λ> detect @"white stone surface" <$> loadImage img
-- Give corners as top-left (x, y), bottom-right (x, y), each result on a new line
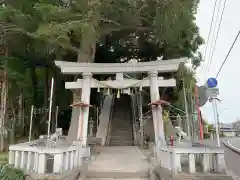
top-left (157, 145), bottom-right (226, 174)
top-left (96, 95), bottom-right (114, 146)
top-left (55, 58), bottom-right (186, 74)
top-left (65, 78), bottom-right (176, 89)
top-left (87, 146), bottom-right (150, 172)
top-left (78, 72), bottom-right (92, 146)
top-left (148, 70), bottom-right (165, 147)
top-left (8, 139), bottom-right (89, 174)
top-left (87, 178), bottom-right (149, 180)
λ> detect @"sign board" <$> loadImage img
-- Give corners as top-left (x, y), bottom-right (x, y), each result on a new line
top-left (207, 87), bottom-right (219, 97)
top-left (198, 86), bottom-right (208, 107)
top-left (207, 78), bottom-right (218, 88)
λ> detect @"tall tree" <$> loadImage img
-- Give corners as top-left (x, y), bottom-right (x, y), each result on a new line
top-left (0, 0), bottom-right (203, 140)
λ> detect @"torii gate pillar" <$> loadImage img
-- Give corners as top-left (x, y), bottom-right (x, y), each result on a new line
top-left (148, 70), bottom-right (166, 147)
top-left (79, 72), bottom-right (92, 146)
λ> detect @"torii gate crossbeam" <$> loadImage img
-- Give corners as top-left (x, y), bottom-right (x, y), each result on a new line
top-left (55, 58), bottom-right (186, 74)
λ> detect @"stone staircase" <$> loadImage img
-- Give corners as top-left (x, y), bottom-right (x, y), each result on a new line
top-left (108, 95), bottom-right (134, 146)
top-left (82, 146), bottom-right (150, 180)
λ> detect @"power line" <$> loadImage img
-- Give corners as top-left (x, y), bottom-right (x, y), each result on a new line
top-left (215, 30), bottom-right (240, 78)
top-left (200, 0), bottom-right (219, 74)
top-left (207, 0), bottom-right (227, 74)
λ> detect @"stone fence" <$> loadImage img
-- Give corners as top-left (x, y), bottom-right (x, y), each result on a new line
top-left (8, 137), bottom-right (90, 175)
top-left (157, 145), bottom-right (225, 174)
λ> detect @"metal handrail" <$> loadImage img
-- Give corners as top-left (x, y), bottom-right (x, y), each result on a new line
top-left (105, 95), bottom-right (115, 146)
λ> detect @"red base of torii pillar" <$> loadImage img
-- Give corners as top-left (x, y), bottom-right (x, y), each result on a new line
top-left (148, 99), bottom-right (169, 147)
top-left (70, 101), bottom-right (92, 146)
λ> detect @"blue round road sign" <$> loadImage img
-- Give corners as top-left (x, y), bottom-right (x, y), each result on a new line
top-left (207, 78), bottom-right (218, 88)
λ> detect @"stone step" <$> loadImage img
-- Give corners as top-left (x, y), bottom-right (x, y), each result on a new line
top-left (109, 138), bottom-right (133, 141)
top-left (109, 141), bottom-right (133, 144)
top-left (111, 125), bottom-right (132, 128)
top-left (87, 178), bottom-right (149, 180)
top-left (111, 126), bottom-right (132, 129)
top-left (109, 143), bottom-right (133, 146)
top-left (110, 133), bottom-right (133, 136)
top-left (111, 129), bottom-right (133, 131)
top-left (110, 136), bottom-right (133, 139)
top-left (84, 170), bottom-right (149, 178)
top-left (109, 139), bottom-right (133, 141)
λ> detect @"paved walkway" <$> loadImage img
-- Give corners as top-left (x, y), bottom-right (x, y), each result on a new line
top-left (88, 146), bottom-right (150, 173)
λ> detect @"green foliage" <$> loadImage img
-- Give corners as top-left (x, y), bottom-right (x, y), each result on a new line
top-left (171, 65), bottom-right (197, 113)
top-left (0, 0), bottom-right (204, 139)
top-left (0, 0), bottom-right (203, 58)
top-left (0, 166), bottom-right (25, 180)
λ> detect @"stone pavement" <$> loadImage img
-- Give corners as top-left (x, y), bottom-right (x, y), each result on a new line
top-left (84, 146), bottom-right (150, 179)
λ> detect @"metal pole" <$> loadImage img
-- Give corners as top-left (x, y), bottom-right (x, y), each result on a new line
top-left (139, 88), bottom-right (144, 148)
top-left (55, 106), bottom-right (59, 132)
top-left (96, 107), bottom-right (99, 126)
top-left (190, 90), bottom-right (196, 140)
top-left (212, 99), bottom-right (220, 147)
top-left (183, 79), bottom-right (191, 137)
top-left (89, 117), bottom-right (94, 137)
top-left (47, 78), bottom-right (54, 139)
top-left (29, 105), bottom-right (34, 142)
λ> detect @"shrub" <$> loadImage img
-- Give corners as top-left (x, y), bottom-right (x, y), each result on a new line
top-left (0, 166), bottom-right (25, 180)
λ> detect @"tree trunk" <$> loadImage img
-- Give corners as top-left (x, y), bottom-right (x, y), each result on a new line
top-left (9, 100), bottom-right (16, 144)
top-left (40, 67), bottom-right (49, 134)
top-left (18, 90), bottom-right (23, 136)
top-left (68, 26), bottom-right (97, 141)
top-left (30, 68), bottom-right (38, 137)
top-left (0, 70), bottom-right (8, 152)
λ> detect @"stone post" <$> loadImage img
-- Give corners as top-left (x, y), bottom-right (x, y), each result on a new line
top-left (148, 70), bottom-right (165, 147)
top-left (64, 151), bottom-right (69, 171)
top-left (14, 151), bottom-right (20, 168)
top-left (37, 153), bottom-right (46, 174)
top-left (188, 153), bottom-right (196, 173)
top-left (202, 154), bottom-right (210, 172)
top-left (20, 151), bottom-right (27, 169)
top-left (27, 152), bottom-right (33, 171)
top-left (79, 72), bottom-right (92, 146)
top-left (54, 153), bottom-right (63, 173)
top-left (89, 118), bottom-right (94, 137)
top-left (8, 150), bottom-right (14, 165)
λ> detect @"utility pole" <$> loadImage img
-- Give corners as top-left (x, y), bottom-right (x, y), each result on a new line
top-left (139, 86), bottom-right (144, 148)
top-left (183, 79), bottom-right (191, 138)
top-left (212, 98), bottom-right (220, 147)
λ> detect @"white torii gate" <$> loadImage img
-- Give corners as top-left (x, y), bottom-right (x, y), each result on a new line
top-left (55, 58), bottom-right (186, 146)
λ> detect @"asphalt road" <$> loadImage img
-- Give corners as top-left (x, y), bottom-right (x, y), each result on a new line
top-left (224, 144), bottom-right (240, 178)
top-left (223, 138), bottom-right (240, 178)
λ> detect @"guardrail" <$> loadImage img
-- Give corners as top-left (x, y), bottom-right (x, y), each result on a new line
top-left (96, 95), bottom-right (115, 146)
top-left (223, 139), bottom-right (240, 154)
top-left (8, 138), bottom-right (90, 174)
top-left (105, 95), bottom-right (115, 146)
top-left (157, 145), bottom-right (225, 174)
top-left (130, 94), bottom-right (139, 146)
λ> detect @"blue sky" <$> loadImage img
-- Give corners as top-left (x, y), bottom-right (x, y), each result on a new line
top-left (196, 0), bottom-right (240, 124)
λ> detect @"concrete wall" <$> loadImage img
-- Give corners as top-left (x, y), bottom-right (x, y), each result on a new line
top-left (144, 118), bottom-right (155, 141)
top-left (222, 131), bottom-right (236, 137)
top-left (96, 95), bottom-right (114, 146)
